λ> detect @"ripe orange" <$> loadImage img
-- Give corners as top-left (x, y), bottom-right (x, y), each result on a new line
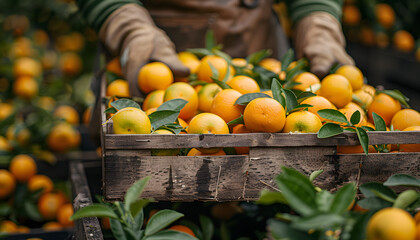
top-left (244, 98), bottom-right (286, 133)
top-left (375, 3), bottom-right (395, 29)
top-left (399, 126), bottom-right (420, 152)
top-left (13, 76), bottom-right (38, 99)
top-left (138, 62), bottom-right (173, 94)
top-left (164, 82), bottom-right (198, 120)
top-left (13, 57), bottom-right (42, 77)
top-left (0, 103), bottom-right (13, 121)
top-left (282, 111), bottom-right (322, 133)
top-left (337, 145), bottom-right (364, 154)
top-left (320, 74), bottom-right (353, 108)
top-left (53, 105), bottom-right (80, 125)
top-left (393, 30), bottom-right (415, 52)
top-left (300, 96), bottom-right (337, 122)
top-left (415, 211), bottom-right (420, 224)
top-left (38, 192), bottom-right (66, 220)
top-left (226, 75), bottom-right (260, 94)
top-left (57, 203), bottom-right (74, 227)
top-left (28, 174), bottom-right (53, 194)
top-left (106, 79), bottom-right (130, 98)
top-left (82, 106), bottom-right (92, 126)
top-left (259, 58), bottom-right (281, 74)
top-left (0, 220), bottom-right (18, 233)
top-left (42, 221), bottom-right (63, 231)
top-left (0, 136), bottom-right (12, 152)
top-left (197, 55), bottom-right (232, 83)
top-left (37, 96), bottom-right (56, 112)
top-left (232, 124), bottom-right (251, 155)
top-left (59, 52), bottom-right (82, 76)
top-left (342, 5), bottom-right (361, 26)
top-left (151, 129), bottom-right (180, 156)
top-left (339, 102), bottom-right (367, 127)
top-left (6, 125), bottom-right (30, 146)
top-left (187, 148), bottom-right (226, 156)
top-left (169, 225), bottom-right (196, 237)
top-left (32, 30), bottom-right (49, 46)
top-left (142, 90), bottom-right (165, 111)
top-left (366, 208), bottom-right (416, 240)
top-left (232, 58), bottom-right (251, 69)
top-left (198, 83), bottom-right (222, 112)
top-left (47, 122), bottom-right (81, 152)
top-left (17, 225), bottom-right (30, 233)
top-left (111, 107), bottom-right (151, 134)
top-left (9, 154), bottom-right (37, 182)
top-left (292, 72), bottom-right (320, 92)
top-left (41, 50), bottom-right (58, 70)
top-left (177, 52), bottom-right (200, 74)
top-left (145, 107), bottom-right (157, 115)
top-left (391, 109), bottom-right (420, 131)
top-left (210, 89), bottom-right (244, 124)
top-left (10, 37), bottom-right (33, 58)
top-left (262, 90), bottom-right (273, 97)
top-left (0, 169), bottom-right (16, 199)
top-left (353, 84), bottom-right (376, 109)
top-left (367, 93), bottom-right (401, 126)
top-left (106, 57), bottom-right (123, 76)
top-left (335, 65), bottom-right (364, 91)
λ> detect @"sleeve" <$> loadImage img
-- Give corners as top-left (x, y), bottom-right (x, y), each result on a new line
top-left (76, 0), bottom-right (143, 32)
top-left (284, 0), bottom-right (344, 24)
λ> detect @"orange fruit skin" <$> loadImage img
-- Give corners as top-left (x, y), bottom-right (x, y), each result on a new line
top-left (38, 96), bottom-right (56, 112)
top-left (375, 3), bottom-right (395, 29)
top-left (393, 30), bottom-right (415, 52)
top-left (177, 52), bottom-right (200, 74)
top-left (292, 72), bottom-right (320, 92)
top-left (0, 170), bottom-right (16, 199)
top-left (169, 225), bottom-right (196, 237)
top-left (187, 148), bottom-right (226, 156)
top-left (0, 136), bottom-right (12, 152)
top-left (13, 57), bottom-right (42, 77)
top-left (197, 55), bottom-right (231, 83)
top-left (320, 74), bottom-right (353, 108)
top-left (59, 52), bottom-right (82, 76)
top-left (47, 122), bottom-right (81, 152)
top-left (415, 211), bottom-right (420, 224)
top-left (232, 124), bottom-right (251, 155)
top-left (335, 65), bottom-right (364, 91)
top-left (38, 192), bottom-right (66, 220)
top-left (106, 57), bottom-right (123, 76)
top-left (300, 96), bottom-right (337, 122)
top-left (6, 125), bottom-right (30, 146)
top-left (13, 76), bottom-right (38, 99)
top-left (9, 154), bottom-right (37, 182)
top-left (82, 106), bottom-right (92, 126)
top-left (367, 93), bottom-right (401, 126)
top-left (399, 126), bottom-right (420, 152)
top-left (366, 208), bottom-right (416, 240)
top-left (244, 98), bottom-right (286, 133)
top-left (0, 220), bottom-right (18, 233)
top-left (391, 109), bottom-right (420, 131)
top-left (197, 83), bottom-right (222, 112)
top-left (138, 62), bottom-right (174, 94)
top-left (106, 79), bottom-right (130, 98)
top-left (112, 107), bottom-right (151, 134)
top-left (259, 58), bottom-right (281, 74)
top-left (53, 105), bottom-right (80, 125)
top-left (0, 103), bottom-right (14, 121)
top-left (210, 89), bottom-right (244, 124)
top-left (142, 90), bottom-right (165, 111)
top-left (57, 203), bottom-right (74, 227)
top-left (282, 111), bottom-right (322, 133)
top-left (353, 85), bottom-right (376, 110)
top-left (342, 5), bottom-right (361, 26)
top-left (337, 145), bottom-right (364, 154)
top-left (226, 75), bottom-right (260, 94)
top-left (28, 174), bottom-right (53, 194)
top-left (42, 221), bottom-right (63, 231)
top-left (164, 82), bottom-right (198, 121)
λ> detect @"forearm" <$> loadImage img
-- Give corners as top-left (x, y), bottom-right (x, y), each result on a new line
top-left (285, 0), bottom-right (343, 24)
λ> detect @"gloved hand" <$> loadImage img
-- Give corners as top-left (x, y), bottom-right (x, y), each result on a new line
top-left (294, 12), bottom-right (354, 78)
top-left (99, 4), bottom-right (190, 96)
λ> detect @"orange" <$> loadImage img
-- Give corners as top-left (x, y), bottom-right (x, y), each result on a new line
top-left (393, 30), bottom-right (415, 52)
top-left (259, 58), bottom-right (281, 74)
top-left (282, 111), bottom-right (322, 133)
top-left (198, 83), bottom-right (222, 112)
top-left (43, 221), bottom-right (63, 231)
top-left (9, 37), bottom-right (33, 58)
top-left (28, 174), bottom-right (53, 194)
top-left (37, 96), bottom-right (56, 112)
top-left (111, 107), bottom-right (151, 134)
top-left (376, 31), bottom-right (390, 48)
top-left (232, 124), bottom-right (251, 155)
top-left (47, 122), bottom-right (81, 152)
top-left (335, 65), bottom-right (364, 91)
top-left (353, 85), bottom-right (375, 109)
top-left (244, 98), bottom-right (286, 133)
top-left (262, 90), bottom-right (273, 97)
top-left (145, 107), bottom-right (157, 115)
top-left (101, 218), bottom-right (111, 230)
top-left (232, 58), bottom-right (252, 70)
top-left (0, 77), bottom-right (9, 92)
top-left (0, 170), bottom-right (15, 199)
top-left (142, 90), bottom-right (165, 111)
top-left (187, 148), bottom-right (226, 156)
top-left (415, 211), bottom-right (420, 224)
top-left (375, 3), bottom-right (395, 29)
top-left (300, 96), bottom-right (337, 122)
top-left (13, 76), bottom-right (38, 99)
top-left (0, 103), bottom-right (13, 121)
top-left (320, 74), bottom-right (353, 108)
top-left (339, 102), bottom-right (367, 127)
top-left (367, 93), bottom-right (401, 126)
top-left (33, 29), bottom-right (49, 48)
top-left (0, 136), bottom-right (12, 152)
top-left (177, 52), bottom-right (200, 74)
top-left (169, 225), bottom-right (196, 237)
top-left (106, 57), bottom-right (123, 76)
top-left (197, 55), bottom-right (232, 83)
top-left (57, 203), bottom-right (74, 227)
top-left (360, 26), bottom-right (376, 46)
top-left (164, 82), bottom-right (198, 120)
top-left (82, 106), bottom-right (92, 126)
top-left (106, 79), bottom-right (130, 98)
top-left (366, 208), bottom-right (416, 240)
top-left (178, 118), bottom-right (188, 129)
top-left (9, 154), bottom-right (37, 182)
top-left (292, 72), bottom-right (320, 92)
top-left (210, 89), bottom-right (244, 124)
top-left (17, 225), bottom-right (30, 233)
top-left (151, 129), bottom-right (180, 156)
top-left (342, 5), bottom-right (361, 26)
top-left (399, 126), bottom-right (420, 152)
top-left (38, 192), bottom-right (66, 220)
top-left (53, 105), bottom-right (80, 125)
top-left (13, 57), bottom-right (42, 77)
top-left (391, 109), bottom-right (420, 131)
top-left (0, 220), bottom-right (18, 233)
top-left (337, 145), bottom-right (364, 154)
top-left (6, 125), bottom-right (30, 146)
top-left (59, 52), bottom-right (82, 76)
top-left (226, 75), bottom-right (260, 94)
top-left (138, 62), bottom-right (174, 94)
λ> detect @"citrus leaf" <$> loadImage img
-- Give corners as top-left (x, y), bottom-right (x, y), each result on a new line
top-left (378, 89), bottom-right (410, 108)
top-left (212, 49), bottom-right (232, 64)
top-left (371, 112), bottom-right (386, 131)
top-left (392, 190), bottom-right (419, 209)
top-left (144, 229), bottom-right (198, 240)
top-left (309, 170), bottom-right (324, 182)
top-left (199, 215), bottom-right (214, 240)
top-left (359, 182), bottom-right (397, 200)
top-left (205, 29), bottom-right (216, 49)
top-left (288, 104), bottom-right (313, 114)
top-left (145, 209), bottom-right (184, 236)
top-left (317, 109), bottom-right (348, 123)
top-left (362, 126), bottom-right (375, 131)
top-left (70, 204), bottom-right (118, 220)
top-left (208, 62), bottom-right (220, 81)
top-left (227, 115), bottom-right (244, 125)
top-left (291, 213), bottom-right (345, 231)
top-left (111, 99), bottom-right (140, 111)
top-left (280, 48), bottom-right (294, 72)
top-left (124, 176), bottom-right (151, 213)
top-left (246, 49), bottom-right (272, 65)
top-left (268, 219), bottom-right (317, 240)
top-left (187, 48), bottom-right (213, 58)
top-left (357, 197), bottom-right (392, 210)
top-left (317, 123), bottom-right (343, 138)
top-left (271, 78), bottom-right (285, 107)
top-left (315, 191), bottom-right (334, 212)
top-left (356, 127), bottom-right (369, 155)
top-left (234, 92), bottom-right (271, 105)
top-left (24, 201), bottom-right (42, 222)
top-left (149, 110), bottom-right (181, 130)
top-left (297, 91), bottom-right (317, 101)
top-left (350, 110), bottom-right (361, 126)
top-left (256, 189), bottom-right (288, 205)
top-left (384, 174), bottom-right (420, 187)
top-left (110, 218), bottom-right (128, 240)
top-left (157, 99), bottom-right (188, 112)
top-left (282, 88), bottom-right (298, 113)
top-left (189, 80), bottom-right (208, 86)
top-left (330, 182), bottom-right (356, 214)
top-left (212, 79), bottom-right (232, 90)
top-left (104, 107), bottom-right (117, 114)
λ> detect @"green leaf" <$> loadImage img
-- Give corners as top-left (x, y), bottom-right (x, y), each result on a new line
top-left (291, 213), bottom-right (345, 231)
top-left (124, 176), bottom-right (151, 213)
top-left (149, 110), bottom-right (181, 130)
top-left (276, 167), bottom-right (317, 216)
top-left (309, 170), bottom-right (324, 182)
top-left (280, 49), bottom-right (294, 72)
top-left (134, 209), bottom-right (144, 232)
top-left (212, 49), bottom-right (232, 65)
top-left (205, 29), bottom-right (216, 49)
top-left (208, 62), bottom-right (220, 81)
top-left (268, 219), bottom-right (317, 240)
top-left (362, 126), bottom-right (375, 131)
top-left (282, 88), bottom-right (298, 113)
top-left (24, 201), bottom-right (42, 222)
top-left (123, 226), bottom-right (138, 240)
top-left (104, 107), bottom-right (117, 114)
top-left (246, 49), bottom-right (272, 65)
top-left (111, 99), bottom-right (141, 111)
top-left (70, 204), bottom-right (118, 220)
top-left (356, 127), bottom-right (369, 155)
top-left (297, 91), bottom-right (317, 101)
top-left (227, 115), bottom-right (244, 125)
top-left (371, 112), bottom-right (386, 131)
top-left (187, 48), bottom-right (213, 58)
top-left (378, 89), bottom-right (410, 108)
top-left (271, 78), bottom-right (286, 107)
top-left (317, 109), bottom-right (348, 123)
top-left (144, 229), bottom-right (198, 240)
top-left (384, 174), bottom-right (420, 187)
top-left (145, 209), bottom-right (184, 236)
top-left (288, 104), bottom-right (313, 114)
top-left (350, 111), bottom-right (361, 125)
top-left (234, 92), bottom-right (272, 106)
top-left (213, 79), bottom-right (232, 90)
top-left (157, 99), bottom-right (188, 112)
top-left (110, 218), bottom-right (128, 240)
top-left (0, 202), bottom-right (11, 216)
top-left (315, 190), bottom-right (334, 212)
top-left (357, 197), bottom-right (393, 210)
top-left (393, 190), bottom-right (419, 209)
top-left (317, 123), bottom-right (344, 138)
top-left (130, 199), bottom-right (151, 217)
top-left (256, 189), bottom-right (288, 205)
top-left (200, 215), bottom-right (214, 240)
top-left (330, 183), bottom-right (356, 214)
top-left (359, 183), bottom-right (397, 200)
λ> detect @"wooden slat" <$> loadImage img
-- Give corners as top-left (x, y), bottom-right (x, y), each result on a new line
top-left (105, 131), bottom-right (420, 149)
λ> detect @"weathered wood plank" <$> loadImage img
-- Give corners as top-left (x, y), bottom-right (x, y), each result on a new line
top-left (105, 131), bottom-right (420, 149)
top-left (104, 154), bottom-right (249, 201)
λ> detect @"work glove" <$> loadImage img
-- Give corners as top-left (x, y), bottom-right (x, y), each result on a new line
top-left (99, 4), bottom-right (190, 96)
top-left (294, 12), bottom-right (354, 78)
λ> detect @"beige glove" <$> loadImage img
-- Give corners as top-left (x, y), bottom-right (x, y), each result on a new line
top-left (99, 4), bottom-right (190, 96)
top-left (294, 12), bottom-right (354, 78)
